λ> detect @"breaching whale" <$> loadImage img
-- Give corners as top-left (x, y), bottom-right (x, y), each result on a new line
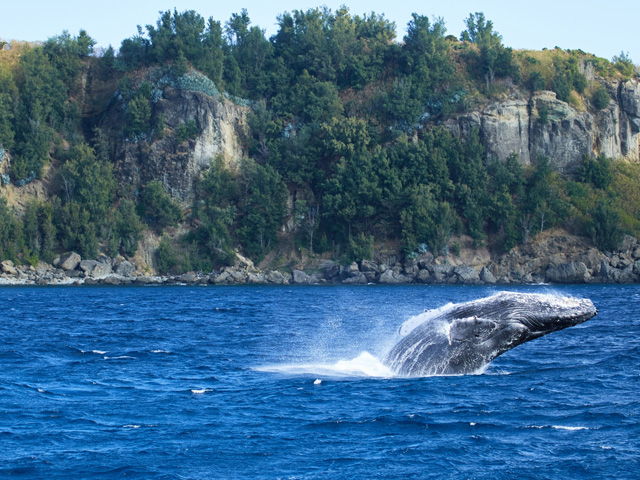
top-left (384, 291), bottom-right (597, 376)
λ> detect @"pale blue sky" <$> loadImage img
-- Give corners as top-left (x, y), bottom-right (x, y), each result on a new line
top-left (2, 1), bottom-right (638, 63)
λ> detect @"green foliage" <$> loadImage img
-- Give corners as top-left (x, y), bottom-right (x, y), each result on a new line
top-left (238, 159), bottom-right (287, 261)
top-left (22, 200), bottom-right (57, 263)
top-left (175, 119), bottom-right (199, 143)
top-left (612, 51), bottom-right (635, 79)
top-left (346, 232), bottom-right (373, 263)
top-left (55, 200), bottom-right (99, 258)
top-left (591, 84), bottom-right (610, 110)
top-left (589, 200), bottom-right (623, 252)
top-left (0, 198), bottom-right (24, 263)
top-left (156, 236), bottom-right (180, 273)
top-left (577, 155), bottom-right (614, 189)
top-left (59, 142), bottom-right (115, 222)
top-left (126, 87), bottom-right (152, 137)
top-left (461, 12), bottom-right (519, 86)
top-left (138, 180), bottom-right (183, 233)
top-left (190, 157), bottom-right (238, 266)
top-left (43, 30), bottom-right (95, 90)
top-left (114, 200), bottom-right (143, 257)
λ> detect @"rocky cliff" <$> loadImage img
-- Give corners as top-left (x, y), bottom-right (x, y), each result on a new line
top-left (444, 79), bottom-right (640, 173)
top-left (101, 77), bottom-right (640, 206)
top-left (100, 85), bottom-right (249, 201)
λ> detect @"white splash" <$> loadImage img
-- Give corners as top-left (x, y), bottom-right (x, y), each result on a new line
top-left (399, 303), bottom-right (455, 336)
top-left (255, 352), bottom-right (394, 378)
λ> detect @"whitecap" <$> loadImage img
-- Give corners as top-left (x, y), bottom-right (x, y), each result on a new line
top-left (552, 425), bottom-right (588, 431)
top-left (191, 388), bottom-right (210, 394)
top-left (313, 379), bottom-right (322, 385)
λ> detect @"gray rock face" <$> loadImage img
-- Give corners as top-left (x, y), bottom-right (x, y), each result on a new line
top-left (55, 252), bottom-right (81, 271)
top-left (108, 87), bottom-right (249, 202)
top-left (378, 270), bottom-right (412, 284)
top-left (266, 270), bottom-right (289, 285)
top-left (292, 270), bottom-right (314, 285)
top-left (342, 272), bottom-right (368, 284)
top-left (444, 83), bottom-right (640, 172)
top-left (177, 273), bottom-right (198, 284)
top-left (114, 260), bottom-right (135, 277)
top-left (80, 260), bottom-right (113, 278)
top-left (430, 264), bottom-right (454, 282)
top-left (340, 262), bottom-right (361, 281)
top-left (454, 266), bottom-right (480, 284)
top-left (323, 263), bottom-right (341, 281)
top-left (546, 262), bottom-right (590, 283)
top-left (360, 260), bottom-right (379, 273)
top-left (480, 267), bottom-right (497, 284)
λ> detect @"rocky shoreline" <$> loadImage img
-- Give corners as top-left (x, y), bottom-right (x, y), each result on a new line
top-left (2, 232), bottom-right (640, 287)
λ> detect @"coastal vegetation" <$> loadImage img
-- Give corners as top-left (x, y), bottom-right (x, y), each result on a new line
top-left (0, 8), bottom-right (638, 273)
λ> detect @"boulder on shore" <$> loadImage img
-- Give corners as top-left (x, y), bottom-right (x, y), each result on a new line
top-left (80, 260), bottom-right (113, 278)
top-left (1, 260), bottom-right (17, 276)
top-left (546, 261), bottom-right (590, 283)
top-left (54, 252), bottom-right (81, 271)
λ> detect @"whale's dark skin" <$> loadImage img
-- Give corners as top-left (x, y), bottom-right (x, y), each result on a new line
top-left (384, 292), bottom-right (597, 376)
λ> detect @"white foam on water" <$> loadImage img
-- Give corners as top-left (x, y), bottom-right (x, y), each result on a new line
top-left (255, 351), bottom-right (395, 378)
top-left (552, 425), bottom-right (588, 431)
top-left (191, 389), bottom-right (210, 394)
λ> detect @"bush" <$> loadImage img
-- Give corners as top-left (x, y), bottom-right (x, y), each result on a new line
top-left (589, 200), bottom-right (623, 252)
top-left (155, 237), bottom-right (179, 273)
top-left (175, 119), bottom-right (199, 143)
top-left (591, 85), bottom-right (610, 110)
top-left (347, 233), bottom-right (373, 263)
top-left (138, 180), bottom-right (183, 233)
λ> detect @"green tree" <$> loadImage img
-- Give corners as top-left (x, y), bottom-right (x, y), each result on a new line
top-left (591, 84), bottom-right (610, 110)
top-left (114, 199), bottom-right (143, 257)
top-left (238, 160), bottom-right (287, 261)
top-left (126, 89), bottom-right (152, 137)
top-left (138, 179), bottom-right (183, 232)
top-left (461, 12), bottom-right (518, 86)
top-left (589, 200), bottom-right (623, 252)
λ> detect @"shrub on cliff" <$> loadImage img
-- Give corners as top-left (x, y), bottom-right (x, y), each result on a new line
top-left (138, 180), bottom-right (183, 233)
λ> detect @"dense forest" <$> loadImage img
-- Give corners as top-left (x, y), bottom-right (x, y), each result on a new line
top-left (0, 8), bottom-right (638, 273)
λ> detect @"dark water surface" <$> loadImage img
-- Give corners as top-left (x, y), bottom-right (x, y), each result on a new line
top-left (1, 284), bottom-right (638, 479)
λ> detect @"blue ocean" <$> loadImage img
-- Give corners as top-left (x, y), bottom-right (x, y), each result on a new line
top-left (1, 284), bottom-right (638, 479)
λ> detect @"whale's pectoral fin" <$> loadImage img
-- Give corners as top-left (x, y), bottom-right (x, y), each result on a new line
top-left (449, 317), bottom-right (498, 344)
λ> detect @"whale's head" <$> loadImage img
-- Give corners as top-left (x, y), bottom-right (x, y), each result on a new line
top-left (385, 292), bottom-right (597, 376)
top-left (447, 291), bottom-right (597, 342)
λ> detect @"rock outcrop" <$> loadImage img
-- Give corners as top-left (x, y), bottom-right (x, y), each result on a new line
top-left (104, 85), bottom-right (249, 202)
top-left (444, 80), bottom-right (640, 172)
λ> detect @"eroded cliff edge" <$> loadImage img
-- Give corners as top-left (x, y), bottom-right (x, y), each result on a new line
top-left (443, 79), bottom-right (640, 173)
